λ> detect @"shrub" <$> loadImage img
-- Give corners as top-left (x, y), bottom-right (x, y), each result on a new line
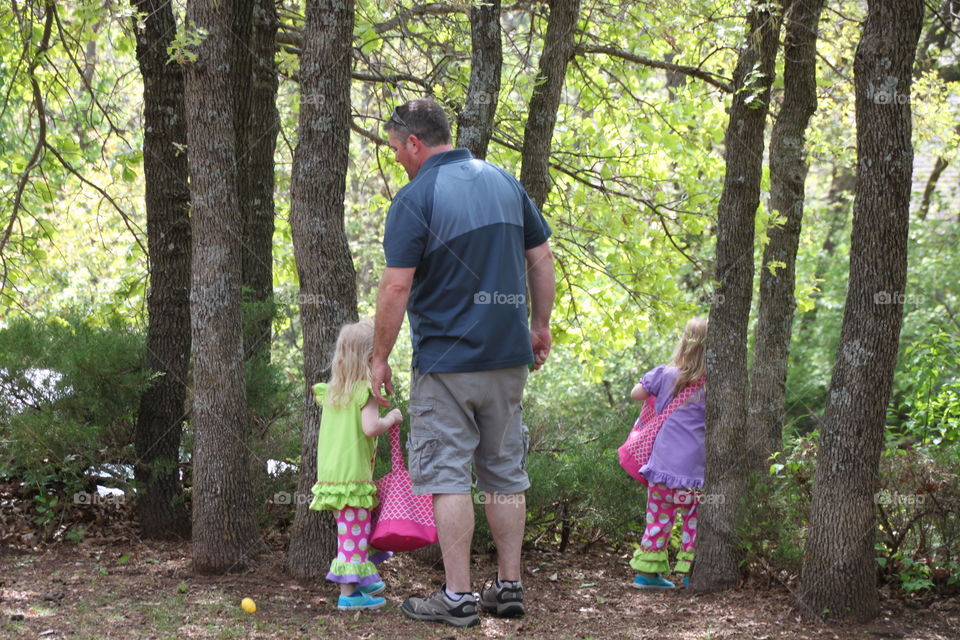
top-left (874, 443), bottom-right (960, 594)
top-left (0, 314), bottom-right (150, 528)
top-left (738, 431), bottom-right (818, 579)
top-left (518, 390), bottom-right (647, 552)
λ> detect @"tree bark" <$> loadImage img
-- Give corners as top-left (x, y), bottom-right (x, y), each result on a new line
top-left (286, 0), bottom-right (359, 581)
top-left (519, 0), bottom-right (581, 209)
top-left (692, 1), bottom-right (782, 592)
top-left (747, 0), bottom-right (824, 472)
top-left (185, 0), bottom-right (263, 573)
top-left (239, 0), bottom-right (280, 365)
top-left (797, 0), bottom-right (923, 622)
top-left (456, 0), bottom-right (502, 160)
top-left (131, 0), bottom-right (192, 540)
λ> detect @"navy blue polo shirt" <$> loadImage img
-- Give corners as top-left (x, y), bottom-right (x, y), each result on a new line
top-left (383, 148), bottom-right (552, 373)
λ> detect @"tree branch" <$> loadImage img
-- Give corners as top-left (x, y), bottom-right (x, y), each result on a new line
top-left (2, 1), bottom-right (55, 291)
top-left (372, 2), bottom-right (465, 34)
top-left (43, 142), bottom-right (147, 256)
top-left (576, 44), bottom-right (734, 93)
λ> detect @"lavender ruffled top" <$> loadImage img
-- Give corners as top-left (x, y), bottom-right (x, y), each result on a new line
top-left (638, 365), bottom-right (706, 489)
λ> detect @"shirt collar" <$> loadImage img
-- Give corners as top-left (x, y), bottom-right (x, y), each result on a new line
top-left (419, 148), bottom-right (474, 175)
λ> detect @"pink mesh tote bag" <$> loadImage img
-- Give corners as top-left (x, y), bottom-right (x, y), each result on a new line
top-left (618, 377), bottom-right (705, 484)
top-left (370, 424), bottom-right (438, 552)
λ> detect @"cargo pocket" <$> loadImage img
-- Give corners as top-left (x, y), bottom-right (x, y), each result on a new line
top-left (407, 403), bottom-right (439, 485)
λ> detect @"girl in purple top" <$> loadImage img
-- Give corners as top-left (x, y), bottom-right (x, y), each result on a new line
top-left (629, 317), bottom-right (707, 589)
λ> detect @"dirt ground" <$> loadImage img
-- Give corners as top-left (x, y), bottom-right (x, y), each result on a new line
top-left (2, 533), bottom-right (959, 640)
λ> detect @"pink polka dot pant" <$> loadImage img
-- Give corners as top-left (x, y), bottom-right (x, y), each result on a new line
top-left (326, 506), bottom-right (388, 587)
top-left (629, 482), bottom-right (698, 575)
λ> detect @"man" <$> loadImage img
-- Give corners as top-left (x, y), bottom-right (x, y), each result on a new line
top-left (371, 98), bottom-right (554, 628)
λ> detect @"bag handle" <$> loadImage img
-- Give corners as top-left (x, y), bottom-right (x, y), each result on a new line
top-left (388, 423), bottom-right (404, 471)
top-left (658, 376), bottom-right (705, 421)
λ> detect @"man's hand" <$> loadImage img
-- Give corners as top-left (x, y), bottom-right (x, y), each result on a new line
top-left (530, 326), bottom-right (552, 370)
top-left (372, 267), bottom-right (413, 405)
top-left (525, 241), bottom-right (554, 371)
top-left (371, 358), bottom-right (393, 407)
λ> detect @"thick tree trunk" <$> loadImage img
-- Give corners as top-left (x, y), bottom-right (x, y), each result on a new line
top-left (131, 0), bottom-right (191, 540)
top-left (240, 0), bottom-right (279, 365)
top-left (456, 0), bottom-right (502, 160)
top-left (519, 0), bottom-right (580, 209)
top-left (185, 0), bottom-right (263, 573)
top-left (747, 0), bottom-right (824, 471)
top-left (797, 0), bottom-right (923, 622)
top-left (692, 1), bottom-right (782, 592)
top-left (286, 0), bottom-right (358, 581)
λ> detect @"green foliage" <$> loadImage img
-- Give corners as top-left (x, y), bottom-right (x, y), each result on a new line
top-left (739, 432), bottom-right (818, 574)
top-left (512, 362), bottom-right (652, 551)
top-left (166, 20), bottom-right (208, 65)
top-left (0, 313), bottom-right (149, 499)
top-left (892, 329), bottom-right (960, 446)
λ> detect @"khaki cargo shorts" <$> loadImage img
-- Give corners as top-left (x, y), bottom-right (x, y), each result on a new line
top-left (407, 365), bottom-right (530, 495)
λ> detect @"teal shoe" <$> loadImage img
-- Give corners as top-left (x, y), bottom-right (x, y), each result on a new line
top-left (337, 592), bottom-right (386, 610)
top-left (631, 574), bottom-right (675, 589)
top-left (358, 580), bottom-right (385, 596)
top-left (683, 575), bottom-right (690, 588)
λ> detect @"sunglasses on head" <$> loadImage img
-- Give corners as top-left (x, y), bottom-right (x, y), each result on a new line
top-left (389, 105), bottom-right (410, 130)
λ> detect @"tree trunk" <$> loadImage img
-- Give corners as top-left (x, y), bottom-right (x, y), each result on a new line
top-left (797, 0), bottom-right (923, 621)
top-left (519, 0), bottom-right (581, 209)
top-left (240, 0), bottom-right (280, 365)
top-left (692, 1), bottom-right (782, 592)
top-left (286, 0), bottom-right (359, 581)
top-left (185, 0), bottom-right (263, 573)
top-left (131, 0), bottom-right (192, 540)
top-left (747, 0), bottom-right (824, 472)
top-left (456, 0), bottom-right (502, 160)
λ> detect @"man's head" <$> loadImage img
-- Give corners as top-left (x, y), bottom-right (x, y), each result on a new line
top-left (385, 98), bottom-right (453, 179)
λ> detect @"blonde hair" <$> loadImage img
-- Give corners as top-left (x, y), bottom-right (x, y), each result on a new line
top-left (670, 316), bottom-right (708, 397)
top-left (326, 318), bottom-right (374, 408)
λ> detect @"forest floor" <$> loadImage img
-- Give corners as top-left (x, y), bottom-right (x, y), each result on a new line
top-left (2, 529), bottom-right (959, 640)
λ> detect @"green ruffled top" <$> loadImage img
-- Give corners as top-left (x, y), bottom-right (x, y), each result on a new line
top-left (309, 380), bottom-right (379, 512)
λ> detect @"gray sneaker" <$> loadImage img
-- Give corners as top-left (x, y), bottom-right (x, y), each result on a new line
top-left (479, 574), bottom-right (525, 617)
top-left (401, 585), bottom-right (480, 628)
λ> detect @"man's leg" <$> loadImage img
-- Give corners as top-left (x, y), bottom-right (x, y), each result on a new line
top-left (484, 492), bottom-right (525, 582)
top-left (474, 366), bottom-right (529, 617)
top-left (434, 493), bottom-right (475, 593)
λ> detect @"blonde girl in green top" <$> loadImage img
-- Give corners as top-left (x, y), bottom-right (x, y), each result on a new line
top-left (309, 318), bottom-right (403, 610)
